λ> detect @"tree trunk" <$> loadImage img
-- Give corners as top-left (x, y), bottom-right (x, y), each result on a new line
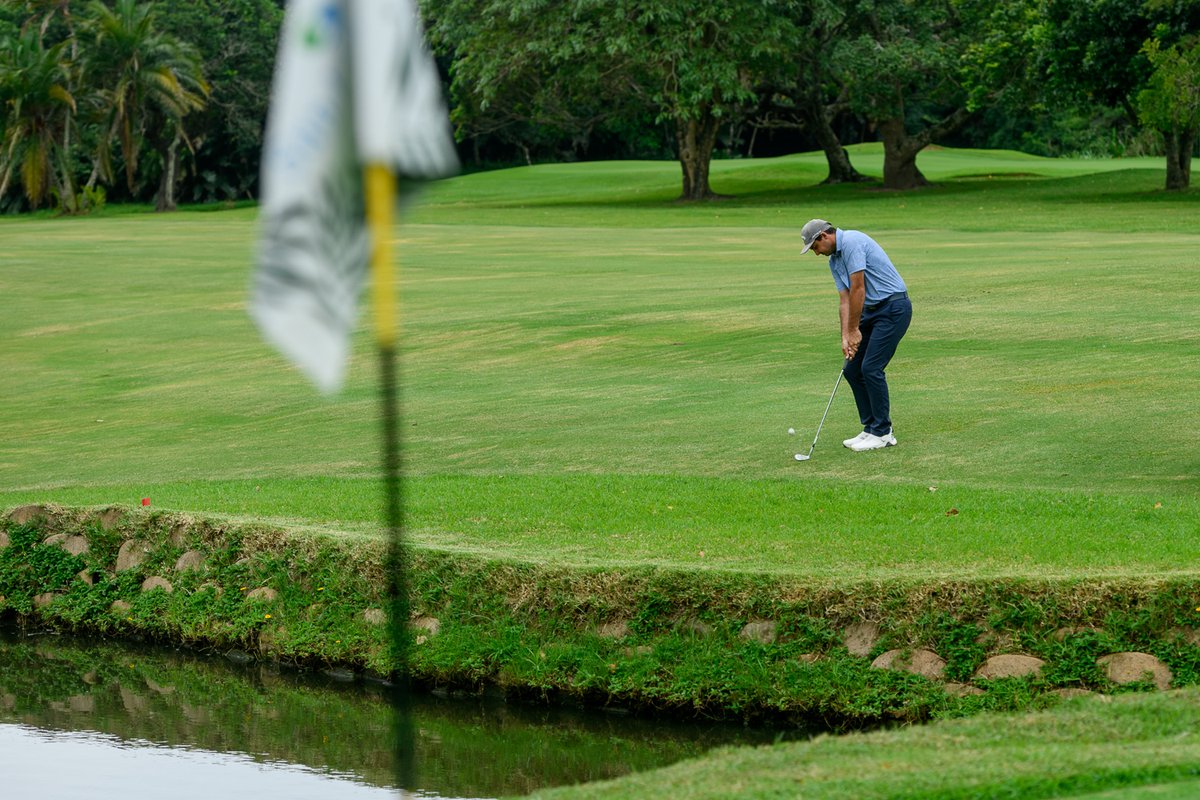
top-left (1164, 130), bottom-right (1194, 191)
top-left (878, 106), bottom-right (974, 190)
top-left (879, 117), bottom-right (928, 190)
top-left (675, 111), bottom-right (721, 201)
top-left (53, 146), bottom-right (78, 214)
top-left (122, 113), bottom-right (138, 193)
top-left (59, 112), bottom-right (77, 213)
top-left (155, 133), bottom-right (180, 212)
top-left (803, 105), bottom-right (867, 185)
top-left (0, 135), bottom-right (22, 201)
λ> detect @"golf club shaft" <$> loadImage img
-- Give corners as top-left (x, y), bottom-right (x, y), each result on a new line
top-left (805, 362), bottom-right (847, 456)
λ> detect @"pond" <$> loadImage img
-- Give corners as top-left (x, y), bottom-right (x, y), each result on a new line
top-left (0, 627), bottom-right (805, 798)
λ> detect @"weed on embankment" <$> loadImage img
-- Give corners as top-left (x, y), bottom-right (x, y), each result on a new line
top-left (4, 504), bottom-right (1200, 729)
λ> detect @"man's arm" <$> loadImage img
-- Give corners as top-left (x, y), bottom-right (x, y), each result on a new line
top-left (839, 271), bottom-right (865, 359)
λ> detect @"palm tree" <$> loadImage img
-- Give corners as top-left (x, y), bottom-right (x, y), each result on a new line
top-left (21, 0), bottom-right (79, 54)
top-left (82, 0), bottom-right (208, 210)
top-left (0, 28), bottom-right (79, 210)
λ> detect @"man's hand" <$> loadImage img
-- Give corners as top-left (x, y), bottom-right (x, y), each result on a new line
top-left (842, 328), bottom-right (862, 360)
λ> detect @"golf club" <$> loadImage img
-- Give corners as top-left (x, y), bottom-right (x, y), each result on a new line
top-left (792, 361), bottom-right (847, 461)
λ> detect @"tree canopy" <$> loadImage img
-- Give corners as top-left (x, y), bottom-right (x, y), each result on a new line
top-left (1138, 34), bottom-right (1200, 190)
top-left (1, 0), bottom-right (1197, 212)
top-left (426, 0), bottom-right (1199, 194)
top-left (0, 0), bottom-right (280, 212)
top-left (83, 0), bottom-right (209, 209)
top-left (0, 27), bottom-right (77, 208)
top-left (426, 0), bottom-right (800, 199)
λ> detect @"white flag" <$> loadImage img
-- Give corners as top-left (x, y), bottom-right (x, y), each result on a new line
top-left (252, 0), bottom-right (458, 394)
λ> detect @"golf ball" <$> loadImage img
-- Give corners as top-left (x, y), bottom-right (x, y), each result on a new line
top-left (787, 428), bottom-right (795, 435)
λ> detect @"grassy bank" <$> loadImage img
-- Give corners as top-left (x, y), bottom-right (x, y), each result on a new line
top-left (1, 476), bottom-right (1195, 579)
top-left (526, 689), bottom-right (1200, 799)
top-left (6, 505), bottom-right (1200, 730)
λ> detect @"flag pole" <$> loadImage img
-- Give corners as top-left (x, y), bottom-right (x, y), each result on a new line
top-left (365, 162), bottom-right (414, 793)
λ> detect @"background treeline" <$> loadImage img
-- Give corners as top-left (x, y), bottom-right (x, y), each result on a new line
top-left (2, 0), bottom-right (1197, 214)
top-left (425, 0), bottom-right (1200, 197)
top-left (0, 0), bottom-right (284, 213)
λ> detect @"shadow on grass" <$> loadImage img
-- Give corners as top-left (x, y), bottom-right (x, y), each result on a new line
top-left (421, 167), bottom-right (1196, 215)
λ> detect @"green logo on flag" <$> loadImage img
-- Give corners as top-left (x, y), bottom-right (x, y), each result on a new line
top-left (302, 3), bottom-right (341, 49)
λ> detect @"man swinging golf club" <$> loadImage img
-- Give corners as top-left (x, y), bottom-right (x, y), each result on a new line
top-left (800, 219), bottom-right (912, 452)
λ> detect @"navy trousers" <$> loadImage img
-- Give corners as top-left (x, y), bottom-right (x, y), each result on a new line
top-left (843, 294), bottom-right (912, 436)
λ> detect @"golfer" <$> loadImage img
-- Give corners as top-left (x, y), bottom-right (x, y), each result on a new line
top-left (800, 219), bottom-right (912, 452)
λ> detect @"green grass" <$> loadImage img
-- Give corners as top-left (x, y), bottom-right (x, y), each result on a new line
top-left (521, 689), bottom-right (1200, 800)
top-left (3, 144), bottom-right (1199, 581)
top-left (4, 476), bottom-right (1195, 579)
top-left (411, 143), bottom-right (1192, 229)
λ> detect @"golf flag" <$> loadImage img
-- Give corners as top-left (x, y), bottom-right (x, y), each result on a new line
top-left (252, 0), bottom-right (458, 393)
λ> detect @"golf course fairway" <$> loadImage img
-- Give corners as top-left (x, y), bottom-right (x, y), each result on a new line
top-left (3, 143), bottom-right (1199, 797)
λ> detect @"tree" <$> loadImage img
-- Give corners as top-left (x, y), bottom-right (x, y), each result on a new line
top-left (0, 27), bottom-right (79, 210)
top-left (621, 0), bottom-right (799, 200)
top-left (830, 0), bottom-right (1025, 190)
top-left (424, 0), bottom-right (644, 166)
top-left (832, 3), bottom-right (949, 188)
top-left (1137, 35), bottom-right (1200, 190)
top-left (15, 0), bottom-right (78, 51)
top-left (755, 0), bottom-right (871, 185)
top-left (153, 0), bottom-right (283, 203)
top-left (425, 0), bottom-right (798, 201)
top-left (1033, 0), bottom-right (1155, 127)
top-left (81, 0), bottom-right (208, 210)
top-left (1030, 0), bottom-right (1200, 159)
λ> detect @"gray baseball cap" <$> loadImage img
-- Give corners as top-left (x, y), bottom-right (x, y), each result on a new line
top-left (799, 218), bottom-right (832, 253)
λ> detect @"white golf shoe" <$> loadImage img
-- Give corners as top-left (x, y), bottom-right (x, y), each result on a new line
top-left (849, 432), bottom-right (898, 452)
top-left (842, 431), bottom-right (871, 448)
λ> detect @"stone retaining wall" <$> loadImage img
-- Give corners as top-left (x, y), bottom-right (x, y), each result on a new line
top-left (4, 503), bottom-right (1199, 723)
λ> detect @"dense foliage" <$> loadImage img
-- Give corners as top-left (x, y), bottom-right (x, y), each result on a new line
top-left (0, 0), bottom-right (1197, 212)
top-left (425, 0), bottom-right (1199, 193)
top-left (0, 0), bottom-right (281, 212)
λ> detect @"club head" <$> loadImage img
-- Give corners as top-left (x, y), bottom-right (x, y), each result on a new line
top-left (794, 453), bottom-right (810, 461)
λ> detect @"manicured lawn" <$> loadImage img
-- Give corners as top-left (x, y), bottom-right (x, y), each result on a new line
top-left (2, 144), bottom-right (1198, 579)
top-left (522, 689), bottom-right (1200, 800)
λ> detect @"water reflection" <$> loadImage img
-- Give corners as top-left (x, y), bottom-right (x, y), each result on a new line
top-left (3, 725), bottom-right (398, 800)
top-left (0, 628), bottom-right (793, 798)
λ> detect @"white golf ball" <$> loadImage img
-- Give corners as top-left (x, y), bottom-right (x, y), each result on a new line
top-left (787, 428), bottom-right (795, 435)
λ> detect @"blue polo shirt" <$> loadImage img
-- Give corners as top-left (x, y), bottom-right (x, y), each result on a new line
top-left (828, 229), bottom-right (906, 304)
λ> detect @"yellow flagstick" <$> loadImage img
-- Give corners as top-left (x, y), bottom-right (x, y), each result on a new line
top-left (365, 162), bottom-right (415, 794)
top-left (367, 163), bottom-right (399, 348)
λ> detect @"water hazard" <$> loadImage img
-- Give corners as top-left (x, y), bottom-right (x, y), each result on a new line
top-left (0, 627), bottom-right (796, 798)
